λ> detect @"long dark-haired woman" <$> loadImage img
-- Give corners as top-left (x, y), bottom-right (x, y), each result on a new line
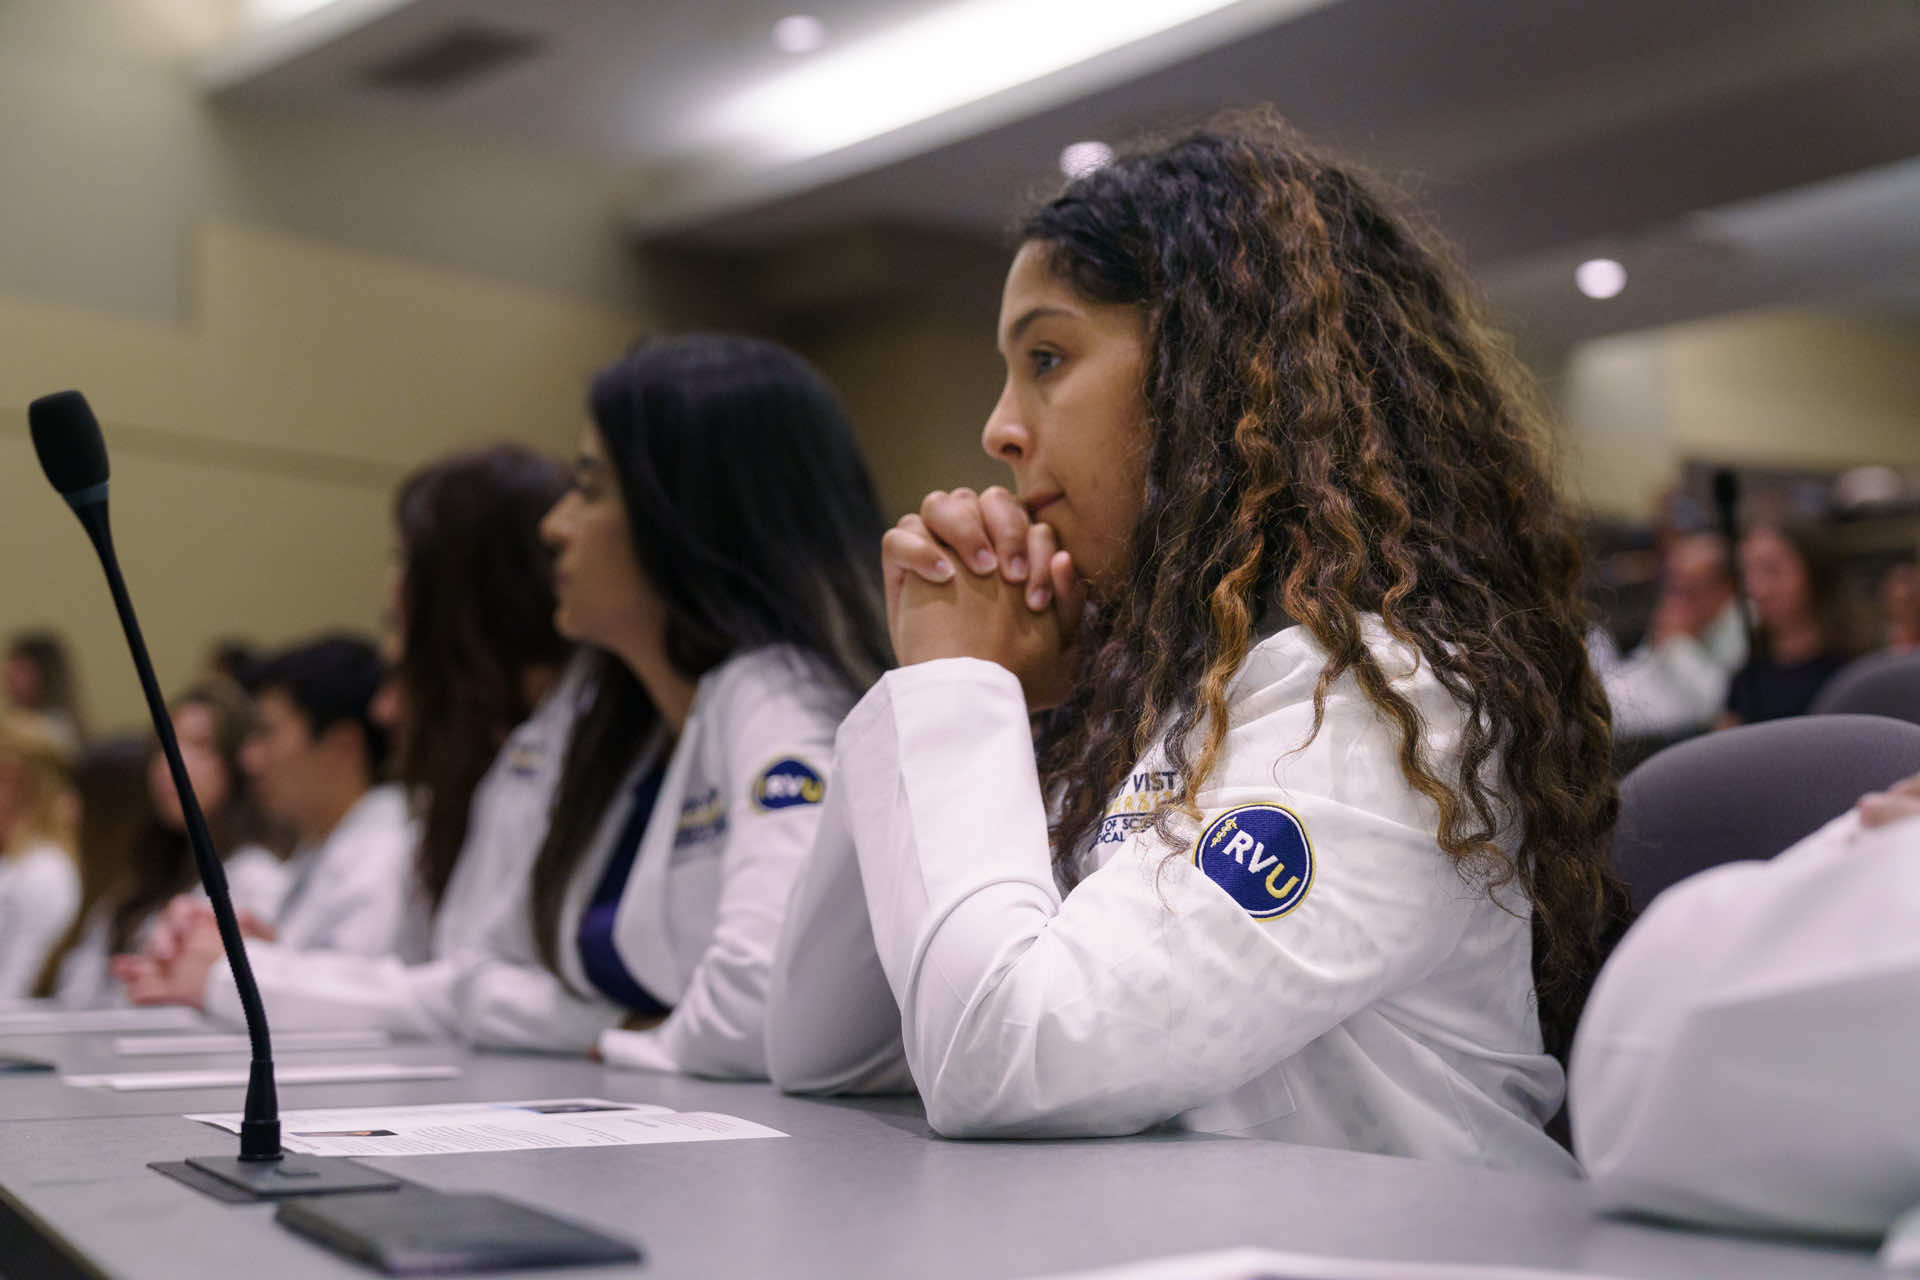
top-left (42, 679), bottom-right (288, 1006)
top-left (1719, 521), bottom-right (1853, 726)
top-left (117, 445), bottom-right (575, 1031)
top-left (459, 335), bottom-right (890, 1079)
top-left (767, 114), bottom-right (1620, 1172)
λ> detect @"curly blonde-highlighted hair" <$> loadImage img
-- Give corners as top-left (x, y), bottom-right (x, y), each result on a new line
top-left (1025, 112), bottom-right (1623, 1057)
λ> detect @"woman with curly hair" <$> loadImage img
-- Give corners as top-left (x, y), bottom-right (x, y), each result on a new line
top-left (768, 114), bottom-right (1621, 1172)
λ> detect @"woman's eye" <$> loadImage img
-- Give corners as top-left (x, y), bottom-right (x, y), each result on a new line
top-left (1029, 349), bottom-right (1062, 377)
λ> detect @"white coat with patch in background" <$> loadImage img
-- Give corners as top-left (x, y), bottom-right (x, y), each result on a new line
top-left (768, 619), bottom-right (1576, 1175)
top-left (0, 840), bottom-right (79, 1001)
top-left (1571, 806), bottom-right (1920, 1239)
top-left (462, 645), bottom-right (855, 1079)
top-left (200, 656), bottom-right (590, 1036)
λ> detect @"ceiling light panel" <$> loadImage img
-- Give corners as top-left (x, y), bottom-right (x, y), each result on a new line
top-left (687, 0), bottom-right (1285, 165)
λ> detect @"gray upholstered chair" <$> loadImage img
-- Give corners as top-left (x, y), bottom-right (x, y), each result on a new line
top-left (1611, 713), bottom-right (1920, 912)
top-left (1810, 650), bottom-right (1920, 726)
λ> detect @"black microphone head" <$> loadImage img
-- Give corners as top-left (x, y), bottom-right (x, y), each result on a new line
top-left (28, 390), bottom-right (110, 497)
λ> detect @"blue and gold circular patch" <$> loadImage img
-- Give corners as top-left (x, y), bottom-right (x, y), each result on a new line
top-left (1192, 803), bottom-right (1313, 919)
top-left (752, 757), bottom-right (825, 810)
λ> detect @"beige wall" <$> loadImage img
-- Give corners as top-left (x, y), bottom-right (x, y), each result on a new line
top-left (1550, 307), bottom-right (1920, 518)
top-left (782, 299), bottom-right (1008, 520)
top-left (0, 224), bottom-right (639, 732)
top-left (0, 0), bottom-right (646, 732)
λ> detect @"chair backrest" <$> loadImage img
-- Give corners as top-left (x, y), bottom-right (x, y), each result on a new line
top-left (1809, 650), bottom-right (1920, 725)
top-left (1611, 713), bottom-right (1920, 911)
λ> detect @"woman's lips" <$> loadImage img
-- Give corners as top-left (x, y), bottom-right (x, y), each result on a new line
top-left (1023, 492), bottom-right (1061, 521)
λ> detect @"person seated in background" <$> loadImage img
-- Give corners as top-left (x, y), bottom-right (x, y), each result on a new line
top-left (1719, 522), bottom-right (1853, 726)
top-left (1879, 560), bottom-right (1920, 653)
top-left (1595, 533), bottom-right (1747, 739)
top-left (38, 679), bottom-right (289, 1007)
top-left (4, 630), bottom-right (88, 752)
top-left (116, 634), bottom-right (412, 1005)
top-left (768, 115), bottom-right (1620, 1172)
top-left (122, 445), bottom-right (576, 1034)
top-left (0, 714), bottom-right (81, 1000)
top-left (1571, 770), bottom-right (1920, 1244)
top-left (461, 335), bottom-right (891, 1078)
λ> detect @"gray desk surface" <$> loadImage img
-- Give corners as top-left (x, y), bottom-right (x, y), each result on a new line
top-left (0, 1029), bottom-right (1884, 1280)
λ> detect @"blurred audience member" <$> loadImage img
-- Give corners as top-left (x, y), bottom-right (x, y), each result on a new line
top-left (4, 630), bottom-right (87, 751)
top-left (0, 714), bottom-right (81, 1000)
top-left (121, 445), bottom-right (576, 1029)
top-left (114, 634), bottom-right (412, 1004)
top-left (41, 680), bottom-right (289, 1007)
top-left (1879, 561), bottom-right (1920, 654)
top-left (1595, 533), bottom-right (1747, 738)
top-left (34, 735), bottom-right (152, 998)
top-left (1720, 523), bottom-right (1853, 726)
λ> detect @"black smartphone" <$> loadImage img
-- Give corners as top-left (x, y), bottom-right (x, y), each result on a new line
top-left (276, 1187), bottom-right (640, 1274)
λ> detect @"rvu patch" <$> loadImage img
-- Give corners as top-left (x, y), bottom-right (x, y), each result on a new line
top-left (752, 758), bottom-right (825, 810)
top-left (1193, 803), bottom-right (1313, 918)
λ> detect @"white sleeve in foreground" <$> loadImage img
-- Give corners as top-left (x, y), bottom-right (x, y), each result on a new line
top-left (764, 782), bottom-right (914, 1095)
top-left (454, 958), bottom-right (624, 1052)
top-left (839, 659), bottom-right (1472, 1139)
top-left (1571, 810), bottom-right (1920, 1236)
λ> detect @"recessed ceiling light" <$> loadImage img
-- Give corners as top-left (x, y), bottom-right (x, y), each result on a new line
top-left (1576, 258), bottom-right (1626, 299)
top-left (773, 15), bottom-right (827, 54)
top-left (1059, 141), bottom-right (1113, 178)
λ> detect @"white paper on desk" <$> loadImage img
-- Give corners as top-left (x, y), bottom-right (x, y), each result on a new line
top-left (0, 1006), bottom-right (202, 1035)
top-left (113, 1030), bottom-right (391, 1056)
top-left (1031, 1246), bottom-right (1634, 1280)
top-left (65, 1062), bottom-right (459, 1092)
top-left (185, 1097), bottom-right (787, 1157)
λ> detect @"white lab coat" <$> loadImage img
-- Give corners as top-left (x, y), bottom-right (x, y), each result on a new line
top-left (1571, 807), bottom-right (1920, 1238)
top-left (770, 621), bottom-right (1574, 1174)
top-left (264, 783), bottom-right (414, 955)
top-left (201, 660), bottom-right (587, 1035)
top-left (0, 841), bottom-right (80, 1000)
top-left (461, 645), bottom-right (849, 1075)
top-left (1594, 604), bottom-right (1747, 738)
top-left (53, 844), bottom-right (288, 1009)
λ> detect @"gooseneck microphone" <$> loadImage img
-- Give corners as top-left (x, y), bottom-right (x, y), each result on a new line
top-left (27, 390), bottom-right (395, 1200)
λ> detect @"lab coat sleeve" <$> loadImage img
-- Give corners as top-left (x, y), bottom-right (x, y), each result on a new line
top-left (764, 782), bottom-right (915, 1094)
top-left (603, 662), bottom-right (844, 1079)
top-left (450, 843), bottom-right (624, 1052)
top-left (454, 955), bottom-right (624, 1052)
top-left (0, 851), bottom-right (79, 1000)
top-left (1571, 809), bottom-right (1920, 1237)
top-left (1605, 636), bottom-right (1733, 737)
top-left (202, 945), bottom-right (464, 1039)
top-left (839, 658), bottom-right (1471, 1139)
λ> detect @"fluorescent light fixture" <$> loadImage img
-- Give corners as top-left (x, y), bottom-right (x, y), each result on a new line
top-left (695, 0), bottom-right (1257, 163)
top-left (773, 15), bottom-right (828, 53)
top-left (1576, 258), bottom-right (1626, 299)
top-left (1059, 141), bottom-right (1114, 178)
top-left (242, 0), bottom-right (351, 24)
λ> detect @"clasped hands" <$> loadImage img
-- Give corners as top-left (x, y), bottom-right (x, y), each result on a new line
top-left (111, 895), bottom-right (275, 1009)
top-left (885, 486), bottom-right (1087, 709)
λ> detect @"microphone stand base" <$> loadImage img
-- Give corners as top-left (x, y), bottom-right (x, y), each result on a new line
top-left (173, 1154), bottom-right (403, 1201)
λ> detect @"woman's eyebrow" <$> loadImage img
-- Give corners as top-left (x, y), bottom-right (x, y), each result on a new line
top-left (1000, 304), bottom-right (1077, 349)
